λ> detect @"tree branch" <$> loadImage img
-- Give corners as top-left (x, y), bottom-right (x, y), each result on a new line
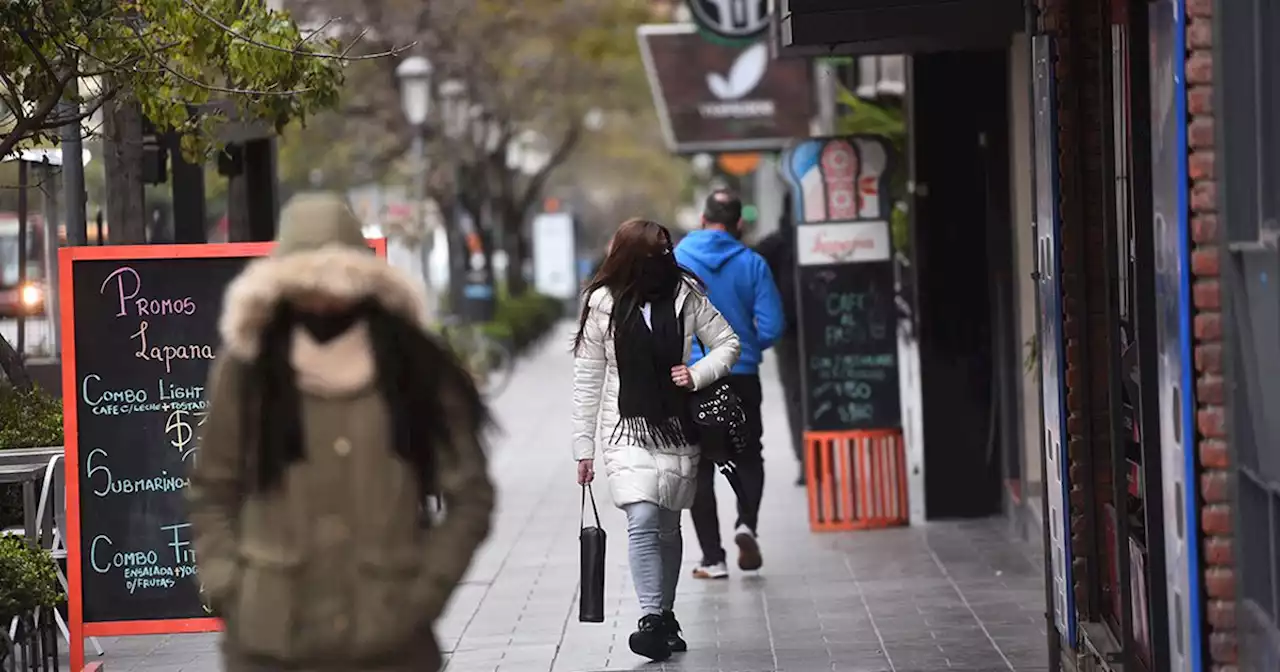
top-left (0, 71), bottom-right (26, 124)
top-left (0, 70), bottom-right (77, 160)
top-left (181, 0), bottom-right (412, 60)
top-left (126, 22), bottom-right (314, 96)
top-left (515, 121), bottom-right (583, 220)
top-left (298, 16), bottom-right (338, 45)
top-left (15, 28), bottom-right (61, 83)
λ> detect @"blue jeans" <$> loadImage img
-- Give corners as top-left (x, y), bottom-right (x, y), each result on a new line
top-left (623, 502), bottom-right (682, 616)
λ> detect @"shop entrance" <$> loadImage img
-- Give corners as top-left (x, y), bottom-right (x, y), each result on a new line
top-left (910, 49), bottom-right (1014, 519)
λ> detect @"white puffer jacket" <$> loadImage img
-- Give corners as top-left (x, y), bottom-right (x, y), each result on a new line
top-left (572, 281), bottom-right (740, 510)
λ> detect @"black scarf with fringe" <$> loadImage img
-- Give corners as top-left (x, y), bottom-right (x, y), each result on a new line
top-left (611, 261), bottom-right (696, 448)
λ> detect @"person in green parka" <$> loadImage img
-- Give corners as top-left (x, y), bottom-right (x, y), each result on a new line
top-left (187, 192), bottom-right (495, 672)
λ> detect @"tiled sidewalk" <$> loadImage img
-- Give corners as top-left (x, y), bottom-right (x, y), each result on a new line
top-left (62, 325), bottom-right (1049, 672)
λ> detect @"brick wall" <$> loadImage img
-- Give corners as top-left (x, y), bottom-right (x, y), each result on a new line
top-left (1185, 1), bottom-right (1236, 670)
top-left (1039, 0), bottom-right (1112, 625)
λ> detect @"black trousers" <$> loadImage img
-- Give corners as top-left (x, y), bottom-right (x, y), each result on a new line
top-left (691, 374), bottom-right (765, 566)
top-left (773, 335), bottom-right (805, 466)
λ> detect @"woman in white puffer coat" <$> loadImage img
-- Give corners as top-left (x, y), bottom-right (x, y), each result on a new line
top-left (572, 218), bottom-right (739, 662)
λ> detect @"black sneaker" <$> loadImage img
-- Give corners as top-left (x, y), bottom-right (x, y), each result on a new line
top-left (629, 614), bottom-right (672, 661)
top-left (661, 610), bottom-right (687, 652)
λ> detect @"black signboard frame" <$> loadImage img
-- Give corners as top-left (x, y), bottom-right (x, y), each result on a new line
top-left (59, 241), bottom-right (386, 670)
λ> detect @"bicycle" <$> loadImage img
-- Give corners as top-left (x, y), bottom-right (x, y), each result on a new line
top-left (439, 315), bottom-right (515, 398)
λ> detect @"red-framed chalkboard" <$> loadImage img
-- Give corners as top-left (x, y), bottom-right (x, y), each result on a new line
top-left (58, 241), bottom-right (387, 671)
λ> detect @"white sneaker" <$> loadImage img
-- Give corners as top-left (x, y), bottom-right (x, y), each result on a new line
top-left (691, 561), bottom-right (729, 579)
top-left (734, 524), bottom-right (762, 571)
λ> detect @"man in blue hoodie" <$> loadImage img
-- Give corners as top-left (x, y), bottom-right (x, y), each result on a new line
top-left (676, 189), bottom-right (785, 579)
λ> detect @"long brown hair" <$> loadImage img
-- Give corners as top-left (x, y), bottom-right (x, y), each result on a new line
top-left (573, 218), bottom-right (699, 353)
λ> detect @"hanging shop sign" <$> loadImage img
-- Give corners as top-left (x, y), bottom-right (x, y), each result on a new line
top-left (686, 0), bottom-right (770, 42)
top-left (637, 23), bottom-right (814, 154)
top-left (1149, 2), bottom-right (1202, 670)
top-left (1032, 35), bottom-right (1077, 644)
top-left (772, 0), bottom-right (1022, 58)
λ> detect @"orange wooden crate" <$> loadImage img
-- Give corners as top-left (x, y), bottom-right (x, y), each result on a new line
top-left (804, 429), bottom-right (909, 531)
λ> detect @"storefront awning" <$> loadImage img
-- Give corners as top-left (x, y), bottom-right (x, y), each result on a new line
top-left (774, 0), bottom-right (1024, 58)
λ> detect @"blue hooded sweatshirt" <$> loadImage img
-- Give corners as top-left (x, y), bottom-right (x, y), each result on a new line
top-left (676, 229), bottom-right (785, 375)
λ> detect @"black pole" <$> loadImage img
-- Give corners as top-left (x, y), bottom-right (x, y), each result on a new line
top-left (1126, 0), bottom-right (1171, 667)
top-left (243, 138), bottom-right (279, 242)
top-left (169, 131), bottom-right (208, 244)
top-left (16, 161), bottom-right (28, 356)
top-left (60, 97), bottom-right (88, 246)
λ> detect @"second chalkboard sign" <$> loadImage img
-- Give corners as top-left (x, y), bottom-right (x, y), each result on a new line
top-left (797, 258), bottom-right (901, 432)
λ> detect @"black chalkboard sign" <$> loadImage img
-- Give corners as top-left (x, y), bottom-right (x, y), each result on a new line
top-left (60, 242), bottom-right (388, 671)
top-left (797, 261), bottom-right (902, 431)
top-left (61, 245), bottom-right (272, 631)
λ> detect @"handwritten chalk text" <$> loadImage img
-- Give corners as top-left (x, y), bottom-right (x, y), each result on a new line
top-left (100, 267), bottom-right (197, 318)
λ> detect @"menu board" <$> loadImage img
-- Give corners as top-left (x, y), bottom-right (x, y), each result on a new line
top-left (61, 244), bottom-right (271, 629)
top-left (798, 261), bottom-right (901, 431)
top-left (781, 135), bottom-right (903, 434)
top-left (59, 241), bottom-right (386, 663)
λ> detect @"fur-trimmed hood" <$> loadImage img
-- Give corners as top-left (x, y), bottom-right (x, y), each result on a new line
top-left (218, 244), bottom-right (432, 360)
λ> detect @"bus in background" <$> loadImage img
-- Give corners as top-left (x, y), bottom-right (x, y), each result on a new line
top-left (0, 213), bottom-right (48, 319)
top-left (0, 209), bottom-right (115, 319)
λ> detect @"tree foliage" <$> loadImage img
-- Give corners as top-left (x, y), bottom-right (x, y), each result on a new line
top-left (282, 0), bottom-right (657, 273)
top-left (836, 87), bottom-right (906, 148)
top-left (0, 0), bottom-right (360, 161)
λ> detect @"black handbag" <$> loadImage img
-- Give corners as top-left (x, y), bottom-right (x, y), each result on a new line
top-left (578, 484), bottom-right (606, 623)
top-left (687, 343), bottom-right (749, 468)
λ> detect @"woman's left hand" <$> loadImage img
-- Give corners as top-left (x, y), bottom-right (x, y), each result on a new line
top-left (670, 365), bottom-right (693, 389)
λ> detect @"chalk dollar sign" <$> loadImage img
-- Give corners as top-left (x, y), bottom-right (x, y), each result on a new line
top-left (165, 409), bottom-right (193, 452)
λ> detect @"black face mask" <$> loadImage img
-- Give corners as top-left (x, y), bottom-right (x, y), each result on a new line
top-left (638, 255), bottom-right (681, 299)
top-left (296, 304), bottom-right (367, 343)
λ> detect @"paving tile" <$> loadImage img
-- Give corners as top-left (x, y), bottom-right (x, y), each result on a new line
top-left (50, 327), bottom-right (1049, 672)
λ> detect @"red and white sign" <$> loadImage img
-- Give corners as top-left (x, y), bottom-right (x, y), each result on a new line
top-left (796, 221), bottom-right (890, 266)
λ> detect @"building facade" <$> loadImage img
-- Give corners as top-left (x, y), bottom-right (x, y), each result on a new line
top-left (772, 0), bottom-right (1275, 670)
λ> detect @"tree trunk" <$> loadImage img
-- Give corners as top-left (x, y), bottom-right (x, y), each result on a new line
top-left (0, 333), bottom-right (33, 392)
top-left (503, 222), bottom-right (528, 296)
top-left (102, 97), bottom-right (147, 244)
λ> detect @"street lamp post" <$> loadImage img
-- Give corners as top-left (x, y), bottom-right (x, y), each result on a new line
top-left (395, 55), bottom-right (434, 295)
top-left (438, 79), bottom-right (468, 319)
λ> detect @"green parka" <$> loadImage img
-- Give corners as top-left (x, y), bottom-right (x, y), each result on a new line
top-left (186, 193), bottom-right (494, 672)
